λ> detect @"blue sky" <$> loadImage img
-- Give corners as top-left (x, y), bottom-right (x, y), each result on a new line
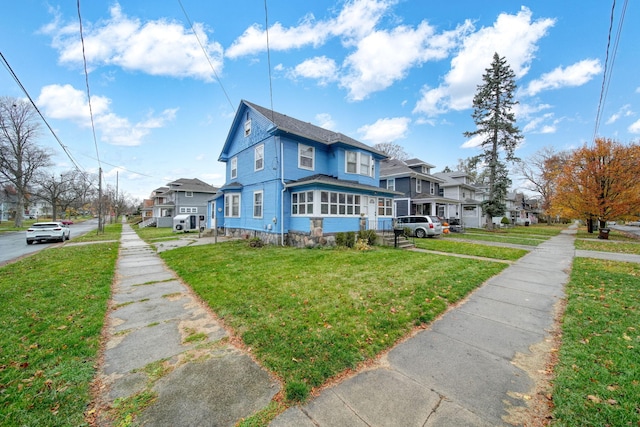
top-left (1, 1), bottom-right (637, 201)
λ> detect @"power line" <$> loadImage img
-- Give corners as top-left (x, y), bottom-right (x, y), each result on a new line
top-left (264, 0), bottom-right (275, 123)
top-left (0, 51), bottom-right (85, 174)
top-left (76, 0), bottom-right (102, 168)
top-left (593, 0), bottom-right (628, 141)
top-left (178, 0), bottom-right (235, 112)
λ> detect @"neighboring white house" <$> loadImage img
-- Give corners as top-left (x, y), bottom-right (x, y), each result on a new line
top-left (433, 171), bottom-right (484, 228)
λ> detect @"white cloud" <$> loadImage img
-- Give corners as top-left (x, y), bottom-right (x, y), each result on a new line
top-left (37, 84), bottom-right (110, 124)
top-left (341, 21), bottom-right (471, 101)
top-left (42, 3), bottom-right (223, 81)
top-left (228, 0), bottom-right (468, 100)
top-left (605, 104), bottom-right (632, 125)
top-left (291, 56), bottom-right (338, 85)
top-left (629, 118), bottom-right (640, 134)
top-left (358, 117), bottom-right (410, 144)
top-left (461, 133), bottom-right (485, 149)
top-left (414, 7), bottom-right (555, 116)
top-left (524, 59), bottom-right (602, 96)
top-left (315, 113), bottom-right (336, 130)
top-left (225, 0), bottom-right (391, 58)
top-left (37, 84), bottom-right (176, 146)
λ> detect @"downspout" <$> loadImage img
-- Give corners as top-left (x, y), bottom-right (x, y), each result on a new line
top-left (279, 136), bottom-right (285, 246)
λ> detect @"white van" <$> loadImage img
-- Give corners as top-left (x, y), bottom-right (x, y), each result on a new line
top-left (394, 215), bottom-right (443, 238)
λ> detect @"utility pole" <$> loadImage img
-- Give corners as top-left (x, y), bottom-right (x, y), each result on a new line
top-left (115, 170), bottom-right (119, 222)
top-left (98, 167), bottom-right (103, 233)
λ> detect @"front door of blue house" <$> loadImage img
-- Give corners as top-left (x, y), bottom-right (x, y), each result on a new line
top-left (364, 197), bottom-right (378, 230)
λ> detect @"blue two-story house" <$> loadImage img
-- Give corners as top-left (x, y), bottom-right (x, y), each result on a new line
top-left (212, 100), bottom-right (398, 247)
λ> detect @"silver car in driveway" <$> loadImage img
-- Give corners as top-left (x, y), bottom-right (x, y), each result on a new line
top-left (26, 222), bottom-right (71, 244)
top-left (394, 215), bottom-right (443, 238)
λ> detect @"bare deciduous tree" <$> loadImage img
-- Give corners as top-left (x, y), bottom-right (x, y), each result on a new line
top-left (0, 97), bottom-right (51, 227)
top-left (373, 142), bottom-right (410, 161)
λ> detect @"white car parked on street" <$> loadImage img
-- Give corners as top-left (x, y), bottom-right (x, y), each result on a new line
top-left (26, 222), bottom-right (71, 244)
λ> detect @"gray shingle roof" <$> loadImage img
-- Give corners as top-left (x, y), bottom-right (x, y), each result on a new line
top-left (167, 178), bottom-right (218, 193)
top-left (244, 100), bottom-right (386, 157)
top-left (285, 174), bottom-right (400, 195)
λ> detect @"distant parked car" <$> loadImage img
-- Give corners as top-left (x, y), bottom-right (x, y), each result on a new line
top-left (394, 215), bottom-right (443, 238)
top-left (60, 219), bottom-right (74, 225)
top-left (26, 222), bottom-right (71, 244)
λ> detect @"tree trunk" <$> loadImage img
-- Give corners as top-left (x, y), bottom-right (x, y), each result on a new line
top-left (586, 217), bottom-right (594, 233)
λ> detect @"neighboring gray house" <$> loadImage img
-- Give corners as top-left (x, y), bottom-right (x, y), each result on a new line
top-left (379, 158), bottom-right (455, 219)
top-left (140, 178), bottom-right (218, 228)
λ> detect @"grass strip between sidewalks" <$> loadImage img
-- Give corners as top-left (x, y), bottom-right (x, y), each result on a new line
top-left (552, 258), bottom-right (640, 426)
top-left (0, 242), bottom-right (119, 426)
top-left (160, 241), bottom-right (509, 401)
top-left (443, 231), bottom-right (548, 246)
top-left (413, 238), bottom-right (529, 261)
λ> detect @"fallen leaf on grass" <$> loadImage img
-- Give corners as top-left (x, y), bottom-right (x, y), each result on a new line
top-left (587, 395), bottom-right (601, 403)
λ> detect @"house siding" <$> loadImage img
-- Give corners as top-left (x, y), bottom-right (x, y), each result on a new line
top-left (216, 100), bottom-right (395, 246)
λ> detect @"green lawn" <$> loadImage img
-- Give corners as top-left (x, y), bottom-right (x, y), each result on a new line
top-left (413, 237), bottom-right (529, 261)
top-left (4, 221), bottom-right (638, 426)
top-left (444, 230), bottom-right (548, 246)
top-left (575, 239), bottom-right (640, 255)
top-left (72, 222), bottom-right (123, 243)
top-left (552, 258), bottom-right (640, 426)
top-left (159, 241), bottom-right (509, 400)
top-left (0, 242), bottom-right (119, 426)
top-left (134, 225), bottom-right (180, 243)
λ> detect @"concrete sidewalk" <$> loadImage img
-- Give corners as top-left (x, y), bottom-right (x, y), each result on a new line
top-left (94, 223), bottom-right (279, 426)
top-left (271, 227), bottom-right (577, 426)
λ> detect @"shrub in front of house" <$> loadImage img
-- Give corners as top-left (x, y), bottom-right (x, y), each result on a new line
top-left (357, 229), bottom-right (378, 246)
top-left (336, 231), bottom-right (356, 248)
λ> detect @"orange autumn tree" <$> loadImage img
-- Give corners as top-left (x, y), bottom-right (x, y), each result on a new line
top-left (552, 138), bottom-right (640, 232)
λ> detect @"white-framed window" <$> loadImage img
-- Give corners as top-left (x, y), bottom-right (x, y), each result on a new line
top-left (292, 191), bottom-right (314, 215)
top-left (360, 154), bottom-right (371, 176)
top-left (430, 182), bottom-right (435, 195)
top-left (255, 144), bottom-right (264, 171)
top-left (346, 151), bottom-right (357, 173)
top-left (345, 151), bottom-right (373, 176)
top-left (320, 191), bottom-right (361, 216)
top-left (230, 157), bottom-right (238, 179)
top-left (244, 118), bottom-right (252, 137)
top-left (225, 194), bottom-right (240, 217)
top-left (387, 178), bottom-right (395, 191)
top-left (179, 207), bottom-right (198, 213)
top-left (377, 198), bottom-right (393, 216)
top-left (416, 179), bottom-right (422, 193)
top-left (185, 191), bottom-right (193, 197)
top-left (253, 191), bottom-right (263, 218)
top-left (298, 144), bottom-right (314, 170)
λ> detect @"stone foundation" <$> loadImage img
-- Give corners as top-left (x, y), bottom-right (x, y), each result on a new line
top-left (224, 216), bottom-right (342, 248)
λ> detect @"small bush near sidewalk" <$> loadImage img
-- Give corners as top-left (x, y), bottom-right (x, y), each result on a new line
top-left (552, 258), bottom-right (640, 426)
top-left (0, 243), bottom-right (119, 426)
top-left (160, 241), bottom-right (508, 401)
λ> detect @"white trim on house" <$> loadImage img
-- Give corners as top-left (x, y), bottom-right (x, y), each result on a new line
top-left (254, 144), bottom-right (264, 171)
top-left (253, 190), bottom-right (263, 218)
top-left (298, 144), bottom-right (315, 170)
top-left (231, 157), bottom-right (238, 179)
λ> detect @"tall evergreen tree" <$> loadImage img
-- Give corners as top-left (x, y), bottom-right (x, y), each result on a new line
top-left (464, 52), bottom-right (522, 227)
